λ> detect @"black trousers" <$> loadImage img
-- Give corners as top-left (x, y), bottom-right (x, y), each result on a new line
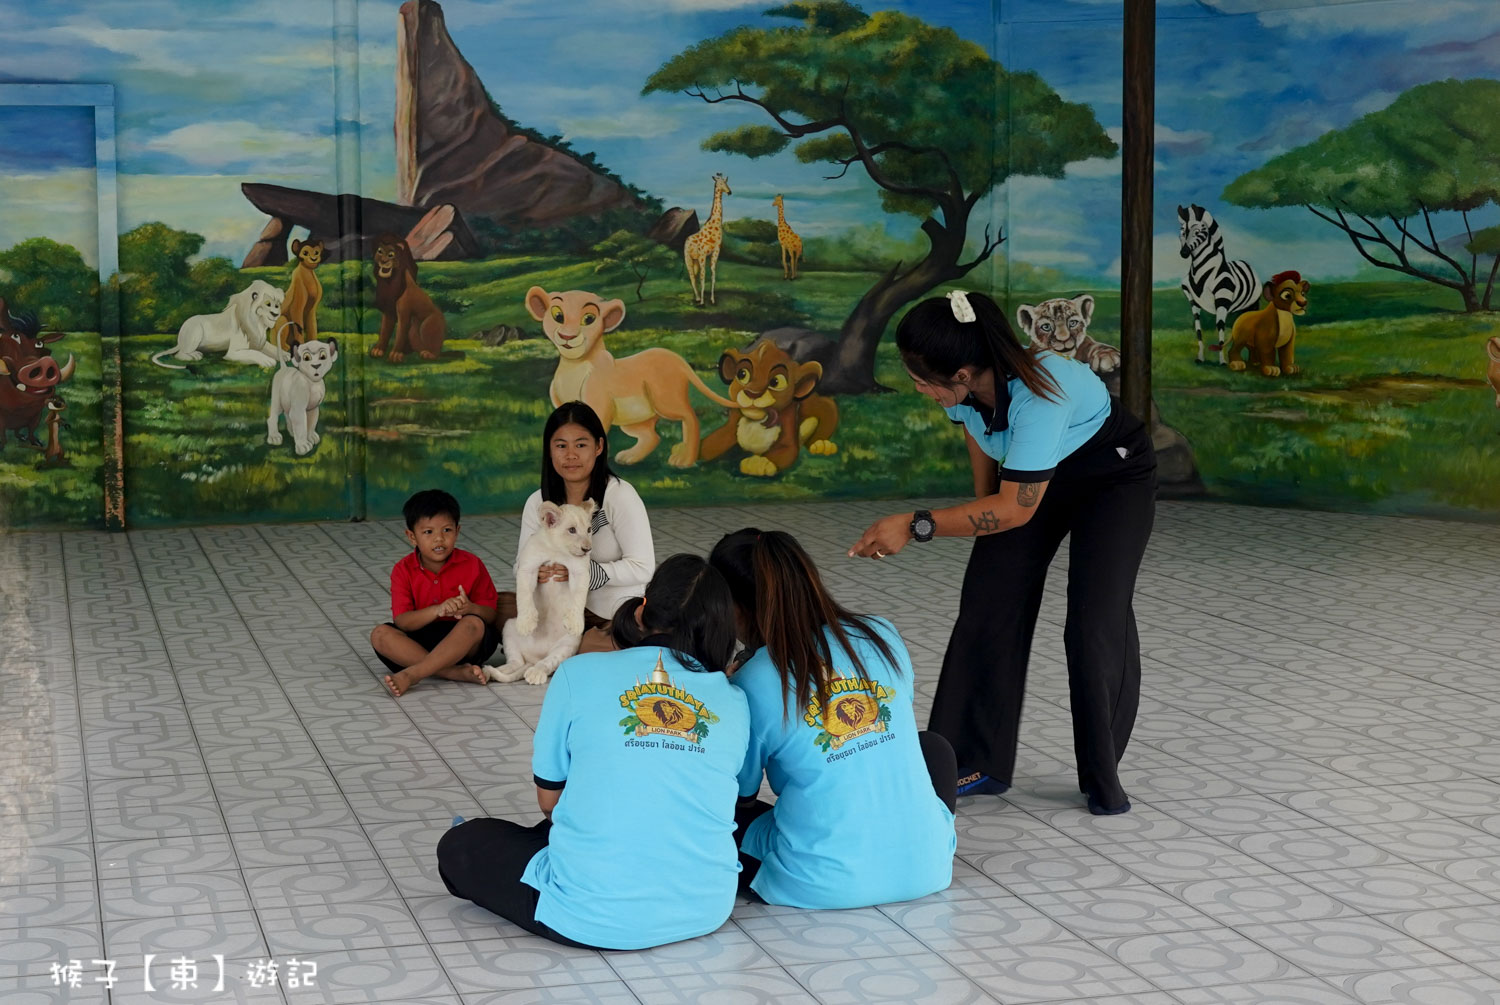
top-left (435, 818), bottom-right (598, 949)
top-left (929, 402), bottom-right (1157, 811)
top-left (735, 730), bottom-right (958, 893)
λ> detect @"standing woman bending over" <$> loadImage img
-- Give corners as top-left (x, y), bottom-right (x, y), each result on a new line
top-left (437, 554), bottom-right (749, 949)
top-left (850, 291), bottom-right (1156, 815)
top-left (508, 401), bottom-right (655, 652)
top-left (710, 529), bottom-right (957, 908)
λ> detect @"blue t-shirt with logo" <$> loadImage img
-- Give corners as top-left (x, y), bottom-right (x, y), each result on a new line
top-left (522, 645), bottom-right (750, 950)
top-left (945, 350), bottom-right (1111, 480)
top-left (732, 617), bottom-right (956, 909)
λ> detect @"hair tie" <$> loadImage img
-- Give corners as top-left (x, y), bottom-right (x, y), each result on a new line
top-left (947, 290), bottom-right (976, 324)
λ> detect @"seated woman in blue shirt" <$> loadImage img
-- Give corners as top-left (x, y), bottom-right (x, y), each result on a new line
top-left (436, 555), bottom-right (750, 950)
top-left (709, 528), bottom-right (957, 909)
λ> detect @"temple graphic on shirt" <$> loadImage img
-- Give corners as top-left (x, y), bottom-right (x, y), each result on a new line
top-left (619, 651), bottom-right (719, 744)
top-left (806, 666), bottom-right (894, 752)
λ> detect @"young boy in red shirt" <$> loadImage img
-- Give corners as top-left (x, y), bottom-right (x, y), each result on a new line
top-left (373, 489), bottom-right (501, 697)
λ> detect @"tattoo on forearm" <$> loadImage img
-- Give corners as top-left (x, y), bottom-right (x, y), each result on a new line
top-left (967, 510), bottom-right (1002, 535)
top-left (1017, 482), bottom-right (1041, 508)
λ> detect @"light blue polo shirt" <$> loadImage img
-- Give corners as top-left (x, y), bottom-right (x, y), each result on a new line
top-left (945, 351), bottom-right (1111, 480)
top-left (733, 617), bottom-right (956, 909)
top-left (523, 646), bottom-right (750, 950)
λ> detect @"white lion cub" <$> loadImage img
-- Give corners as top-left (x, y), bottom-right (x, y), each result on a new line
top-left (485, 501), bottom-right (595, 686)
top-left (267, 338), bottom-right (338, 455)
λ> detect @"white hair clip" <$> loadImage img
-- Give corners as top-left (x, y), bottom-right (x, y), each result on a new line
top-left (947, 290), bottom-right (976, 323)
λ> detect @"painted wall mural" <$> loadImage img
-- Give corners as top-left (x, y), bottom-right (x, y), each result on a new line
top-left (1, 0), bottom-right (1497, 531)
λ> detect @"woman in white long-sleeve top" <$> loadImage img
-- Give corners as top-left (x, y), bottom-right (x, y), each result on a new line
top-left (502, 401), bottom-right (656, 652)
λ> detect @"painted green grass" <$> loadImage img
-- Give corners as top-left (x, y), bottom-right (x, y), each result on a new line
top-left (6, 254), bottom-right (1498, 529)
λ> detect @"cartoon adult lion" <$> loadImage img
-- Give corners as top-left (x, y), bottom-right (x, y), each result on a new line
top-left (150, 280), bottom-right (285, 370)
top-left (699, 338), bottom-right (838, 477)
top-left (371, 235), bottom-right (445, 362)
top-left (524, 286), bottom-right (739, 467)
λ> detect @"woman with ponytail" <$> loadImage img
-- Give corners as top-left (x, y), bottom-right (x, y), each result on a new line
top-left (709, 529), bottom-right (956, 909)
top-left (438, 555), bottom-right (750, 949)
top-left (849, 290), bottom-right (1156, 816)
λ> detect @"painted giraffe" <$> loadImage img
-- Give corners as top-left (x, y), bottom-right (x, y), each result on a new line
top-left (684, 172), bottom-right (730, 306)
top-left (772, 194), bottom-right (802, 281)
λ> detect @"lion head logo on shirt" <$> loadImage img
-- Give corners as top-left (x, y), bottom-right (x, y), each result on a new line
top-left (806, 667), bottom-right (893, 753)
top-left (619, 651), bottom-right (718, 745)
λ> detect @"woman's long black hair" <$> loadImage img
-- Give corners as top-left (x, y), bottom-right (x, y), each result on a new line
top-left (540, 401), bottom-right (612, 508)
top-left (610, 554), bottom-right (738, 676)
top-left (895, 291), bottom-right (1060, 401)
top-left (709, 528), bottom-right (900, 718)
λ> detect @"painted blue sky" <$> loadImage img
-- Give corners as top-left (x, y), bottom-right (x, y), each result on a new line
top-left (1, 0), bottom-right (1498, 288)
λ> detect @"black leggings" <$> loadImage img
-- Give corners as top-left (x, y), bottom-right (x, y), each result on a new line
top-left (928, 400), bottom-right (1157, 812)
top-left (435, 818), bottom-right (598, 949)
top-left (735, 730), bottom-right (957, 893)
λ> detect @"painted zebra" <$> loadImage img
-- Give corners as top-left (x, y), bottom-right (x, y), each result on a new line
top-left (1178, 204), bottom-right (1260, 365)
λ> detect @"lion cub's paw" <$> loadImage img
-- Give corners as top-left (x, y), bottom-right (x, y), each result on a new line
top-left (740, 455), bottom-right (779, 477)
top-left (267, 431), bottom-right (284, 446)
top-left (514, 611), bottom-right (539, 636)
top-left (808, 439), bottom-right (838, 456)
top-left (667, 442), bottom-right (697, 468)
top-left (524, 665), bottom-right (552, 686)
top-left (1284, 365), bottom-right (1301, 376)
top-left (294, 439), bottom-right (314, 456)
top-left (1227, 361), bottom-right (1247, 372)
top-left (562, 613), bottom-right (584, 637)
top-left (1261, 365), bottom-right (1281, 377)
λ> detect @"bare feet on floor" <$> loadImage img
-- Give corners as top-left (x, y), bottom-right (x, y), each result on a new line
top-left (383, 670), bottom-right (413, 697)
top-left (433, 663), bottom-right (489, 685)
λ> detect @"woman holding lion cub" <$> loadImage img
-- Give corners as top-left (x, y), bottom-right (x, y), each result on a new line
top-left (497, 402), bottom-right (655, 653)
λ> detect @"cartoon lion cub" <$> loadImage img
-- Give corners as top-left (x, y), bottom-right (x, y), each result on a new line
top-left (699, 338), bottom-right (838, 477)
top-left (524, 286), bottom-right (739, 467)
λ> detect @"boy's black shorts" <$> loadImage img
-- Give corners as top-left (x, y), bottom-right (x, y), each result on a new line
top-left (374, 618), bottom-right (500, 673)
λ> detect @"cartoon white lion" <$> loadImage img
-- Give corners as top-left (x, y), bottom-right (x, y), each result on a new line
top-left (151, 280), bottom-right (286, 370)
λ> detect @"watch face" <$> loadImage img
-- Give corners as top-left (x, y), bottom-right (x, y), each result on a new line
top-left (914, 515), bottom-right (935, 539)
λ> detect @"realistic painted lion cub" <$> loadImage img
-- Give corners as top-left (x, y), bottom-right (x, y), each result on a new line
top-left (700, 338), bottom-right (838, 477)
top-left (524, 286), bottom-right (739, 467)
top-left (484, 501), bottom-right (594, 686)
top-left (1016, 294), bottom-right (1122, 373)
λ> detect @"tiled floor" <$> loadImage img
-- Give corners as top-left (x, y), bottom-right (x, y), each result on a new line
top-left (3, 498), bottom-right (1500, 1005)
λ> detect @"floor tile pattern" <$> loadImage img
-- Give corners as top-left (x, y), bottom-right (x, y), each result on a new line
top-left (3, 498), bottom-right (1499, 1003)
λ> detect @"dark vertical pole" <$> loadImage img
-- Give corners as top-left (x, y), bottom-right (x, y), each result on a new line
top-left (1121, 0), bottom-right (1155, 428)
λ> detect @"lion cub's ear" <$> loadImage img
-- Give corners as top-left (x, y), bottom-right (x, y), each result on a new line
top-left (793, 359), bottom-right (822, 400)
top-left (1016, 304), bottom-right (1038, 334)
top-left (600, 299), bottom-right (626, 333)
top-left (718, 350), bottom-right (742, 385)
top-left (524, 286), bottom-right (552, 322)
top-left (539, 501), bottom-right (562, 528)
top-left (1072, 294), bottom-right (1095, 326)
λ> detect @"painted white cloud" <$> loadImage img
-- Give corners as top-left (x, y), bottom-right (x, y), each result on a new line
top-left (0, 169), bottom-right (102, 269)
top-left (137, 122), bottom-right (336, 175)
top-left (117, 174), bottom-right (275, 264)
top-left (1250, 0), bottom-right (1500, 40)
top-left (1106, 123), bottom-right (1214, 155)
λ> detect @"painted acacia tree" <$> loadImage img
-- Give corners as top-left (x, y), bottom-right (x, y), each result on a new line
top-left (1224, 78), bottom-right (1500, 313)
top-left (645, 0), bottom-right (1116, 393)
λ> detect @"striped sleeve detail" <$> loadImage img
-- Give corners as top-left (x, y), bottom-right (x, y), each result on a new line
top-left (589, 560), bottom-right (609, 590)
top-left (590, 507), bottom-right (609, 534)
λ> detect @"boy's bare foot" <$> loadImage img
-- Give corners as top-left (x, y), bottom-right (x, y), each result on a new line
top-left (433, 664), bottom-right (489, 685)
top-left (383, 671), bottom-right (413, 697)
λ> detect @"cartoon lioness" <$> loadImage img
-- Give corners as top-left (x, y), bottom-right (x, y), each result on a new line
top-left (524, 286), bottom-right (739, 467)
top-left (700, 338), bottom-right (838, 477)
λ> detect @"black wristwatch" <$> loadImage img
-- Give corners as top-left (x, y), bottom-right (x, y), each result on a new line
top-left (910, 509), bottom-right (936, 543)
